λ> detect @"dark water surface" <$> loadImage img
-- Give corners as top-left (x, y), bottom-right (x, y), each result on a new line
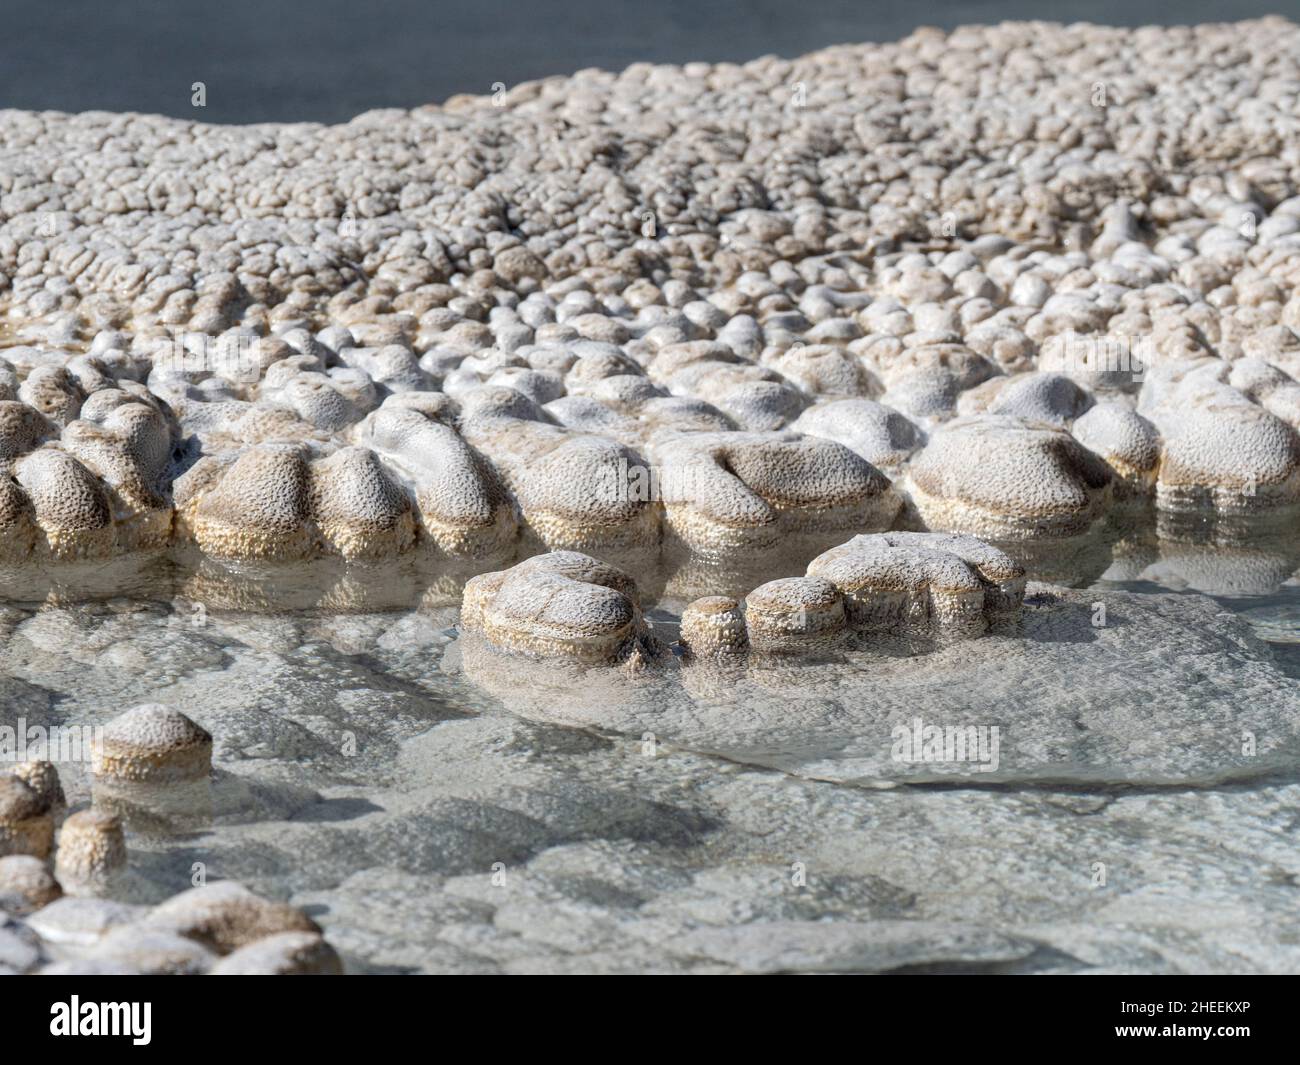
top-left (2, 0), bottom-right (1297, 124)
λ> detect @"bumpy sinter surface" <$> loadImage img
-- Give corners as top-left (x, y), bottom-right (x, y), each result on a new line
top-left (3, 19), bottom-right (1300, 974)
top-left (5, 18), bottom-right (1300, 568)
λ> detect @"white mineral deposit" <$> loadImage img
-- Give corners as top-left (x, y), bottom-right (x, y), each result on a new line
top-left (0, 16), bottom-right (1298, 984)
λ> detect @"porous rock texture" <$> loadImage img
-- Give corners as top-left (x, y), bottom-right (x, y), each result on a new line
top-left (806, 531), bottom-right (1026, 635)
top-left (904, 416), bottom-right (1114, 539)
top-left (675, 531), bottom-right (1024, 655)
top-left (90, 703), bottom-right (213, 784)
top-left (6, 760), bottom-right (66, 814)
top-left (0, 777), bottom-right (54, 859)
top-left (5, 881), bottom-right (338, 974)
top-left (0, 855), bottom-right (62, 915)
top-left (54, 808), bottom-right (127, 896)
top-left (7, 19), bottom-right (1300, 573)
top-left (461, 551), bottom-right (664, 666)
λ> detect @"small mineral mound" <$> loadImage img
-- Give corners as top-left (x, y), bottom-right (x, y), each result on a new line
top-left (90, 704), bottom-right (213, 784)
top-left (0, 778), bottom-right (54, 860)
top-left (54, 809), bottom-right (127, 897)
top-left (461, 551), bottom-right (663, 665)
top-left (678, 530), bottom-right (1025, 656)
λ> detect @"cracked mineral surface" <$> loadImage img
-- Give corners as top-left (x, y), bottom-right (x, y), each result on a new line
top-left (3, 18), bottom-right (1300, 973)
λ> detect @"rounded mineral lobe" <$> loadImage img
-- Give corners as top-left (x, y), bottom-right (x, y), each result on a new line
top-left (462, 551), bottom-right (655, 664)
top-left (0, 778), bottom-right (54, 859)
top-left (0, 855), bottom-right (62, 914)
top-left (91, 704), bottom-right (213, 785)
top-left (907, 416), bottom-right (1113, 539)
top-left (1072, 402), bottom-right (1162, 491)
top-left (14, 448), bottom-right (114, 559)
top-left (6, 761), bottom-right (65, 814)
top-left (186, 444), bottom-right (313, 560)
top-left (808, 531), bottom-right (1025, 636)
top-left (654, 430), bottom-right (899, 554)
top-left (0, 401), bottom-right (54, 462)
top-left (791, 399), bottom-right (924, 470)
top-left (210, 931), bottom-right (344, 975)
top-left (679, 596), bottom-right (749, 658)
top-left (88, 927), bottom-right (217, 975)
top-left (55, 809), bottom-right (127, 895)
top-left (307, 446), bottom-right (415, 560)
top-left (141, 881), bottom-right (320, 954)
top-left (985, 372), bottom-right (1094, 427)
top-left (744, 576), bottom-right (846, 651)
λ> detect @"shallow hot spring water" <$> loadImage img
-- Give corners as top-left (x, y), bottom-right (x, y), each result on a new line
top-left (2, 519), bottom-right (1299, 974)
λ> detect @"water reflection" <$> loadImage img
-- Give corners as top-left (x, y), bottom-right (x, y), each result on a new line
top-left (1, 510), bottom-right (1299, 612)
